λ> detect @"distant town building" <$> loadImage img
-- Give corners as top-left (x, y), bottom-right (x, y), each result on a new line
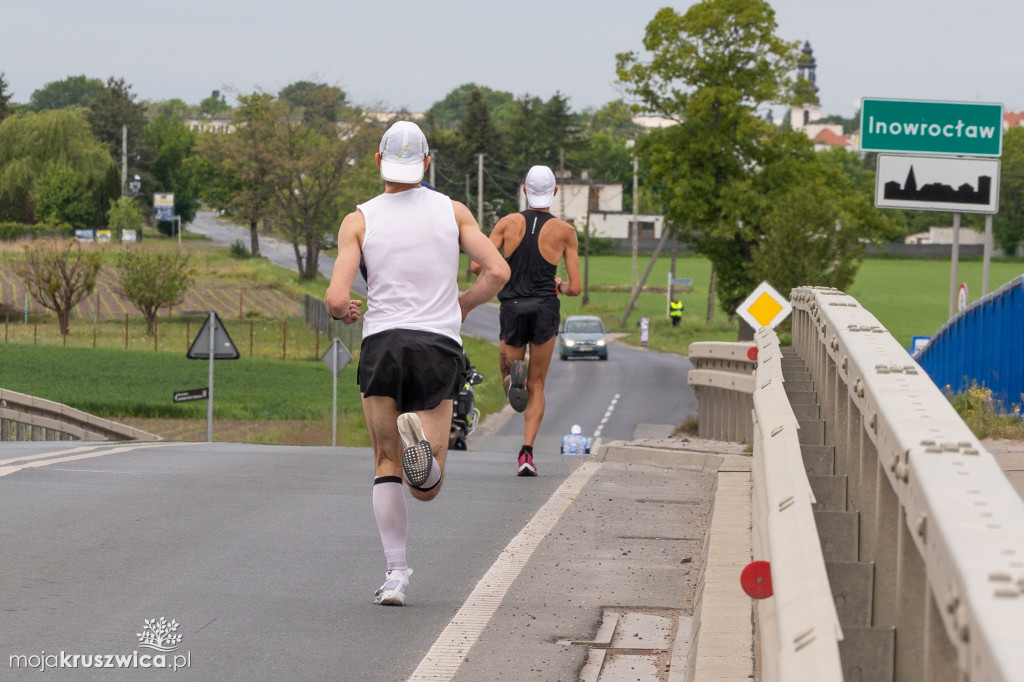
top-left (518, 171), bottom-right (666, 242)
top-left (184, 116), bottom-right (235, 134)
top-left (904, 226), bottom-right (987, 246)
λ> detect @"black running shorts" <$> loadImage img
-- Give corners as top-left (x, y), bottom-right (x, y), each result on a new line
top-left (499, 297), bottom-right (561, 348)
top-left (358, 329), bottom-right (466, 412)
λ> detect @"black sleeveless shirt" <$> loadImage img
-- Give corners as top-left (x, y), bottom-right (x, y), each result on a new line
top-left (497, 210), bottom-right (558, 301)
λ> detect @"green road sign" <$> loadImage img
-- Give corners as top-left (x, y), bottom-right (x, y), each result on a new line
top-left (860, 98), bottom-right (1003, 156)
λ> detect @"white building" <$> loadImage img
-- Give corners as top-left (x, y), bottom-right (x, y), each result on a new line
top-left (904, 226), bottom-right (987, 246)
top-left (517, 171), bottom-right (667, 242)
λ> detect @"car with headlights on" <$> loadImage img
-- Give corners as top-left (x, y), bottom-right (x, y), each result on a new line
top-left (558, 315), bottom-right (608, 360)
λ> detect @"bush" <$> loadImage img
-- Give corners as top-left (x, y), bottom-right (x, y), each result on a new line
top-left (230, 239), bottom-right (252, 259)
top-left (0, 222), bottom-right (71, 241)
top-left (578, 228), bottom-right (615, 256)
top-left (945, 381), bottom-right (1024, 440)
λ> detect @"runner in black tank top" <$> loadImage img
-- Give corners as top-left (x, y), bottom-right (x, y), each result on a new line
top-left (498, 210), bottom-right (558, 302)
top-left (474, 165), bottom-right (582, 477)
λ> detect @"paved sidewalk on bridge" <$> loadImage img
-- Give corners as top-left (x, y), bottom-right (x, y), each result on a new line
top-left (451, 428), bottom-right (755, 682)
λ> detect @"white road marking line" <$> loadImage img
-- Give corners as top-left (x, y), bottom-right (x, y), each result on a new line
top-left (0, 444), bottom-right (111, 467)
top-left (408, 460), bottom-right (603, 681)
top-left (0, 442), bottom-right (184, 478)
top-left (592, 393), bottom-right (620, 439)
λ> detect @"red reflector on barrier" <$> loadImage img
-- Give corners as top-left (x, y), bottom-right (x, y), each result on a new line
top-left (747, 346), bottom-right (758, 361)
top-left (740, 560), bottom-right (773, 599)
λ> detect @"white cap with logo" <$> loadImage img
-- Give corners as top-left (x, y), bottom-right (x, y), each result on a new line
top-left (379, 121), bottom-right (429, 184)
top-left (524, 165), bottom-right (556, 209)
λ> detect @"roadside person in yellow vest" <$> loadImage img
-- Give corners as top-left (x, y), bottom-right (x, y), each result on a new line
top-left (669, 297), bottom-right (684, 327)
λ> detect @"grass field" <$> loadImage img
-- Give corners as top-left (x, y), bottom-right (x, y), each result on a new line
top-left (4, 231), bottom-right (1023, 443)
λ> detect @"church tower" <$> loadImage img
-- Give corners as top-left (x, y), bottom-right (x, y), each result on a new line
top-left (790, 41), bottom-right (822, 130)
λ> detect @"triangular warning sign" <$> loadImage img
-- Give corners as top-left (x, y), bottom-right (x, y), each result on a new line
top-left (187, 312), bottom-right (240, 359)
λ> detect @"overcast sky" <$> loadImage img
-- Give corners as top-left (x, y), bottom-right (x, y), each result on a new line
top-left (4, 0), bottom-right (1022, 118)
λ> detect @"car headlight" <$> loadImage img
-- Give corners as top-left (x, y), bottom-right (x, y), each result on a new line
top-left (596, 338), bottom-right (606, 346)
top-left (564, 338), bottom-right (575, 347)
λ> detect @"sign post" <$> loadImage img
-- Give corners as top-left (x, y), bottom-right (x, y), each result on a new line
top-left (863, 97), bottom-right (1004, 317)
top-left (321, 338), bottom-right (351, 446)
top-left (186, 312), bottom-right (240, 442)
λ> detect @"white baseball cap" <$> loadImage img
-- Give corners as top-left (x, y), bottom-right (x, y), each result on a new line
top-left (379, 121), bottom-right (429, 184)
top-left (571, 424), bottom-right (582, 435)
top-left (525, 165), bottom-right (556, 209)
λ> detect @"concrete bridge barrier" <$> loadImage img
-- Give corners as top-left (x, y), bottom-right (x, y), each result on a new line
top-left (0, 388), bottom-right (158, 442)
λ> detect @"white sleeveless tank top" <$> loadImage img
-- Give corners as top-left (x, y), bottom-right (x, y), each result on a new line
top-left (358, 187), bottom-right (463, 344)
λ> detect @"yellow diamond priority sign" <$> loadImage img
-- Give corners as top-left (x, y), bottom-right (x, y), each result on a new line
top-left (736, 281), bottom-right (792, 330)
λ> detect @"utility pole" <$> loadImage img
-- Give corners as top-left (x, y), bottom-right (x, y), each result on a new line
top-left (477, 153), bottom-right (485, 232)
top-left (429, 151), bottom-right (436, 188)
top-left (628, 141), bottom-right (639, 298)
top-left (121, 124), bottom-right (128, 195)
top-left (583, 180), bottom-right (593, 305)
top-left (559, 148), bottom-right (566, 220)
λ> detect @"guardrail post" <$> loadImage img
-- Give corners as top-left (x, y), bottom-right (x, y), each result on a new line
top-left (895, 510), bottom-right (927, 681)
top-left (857, 430), bottom-right (879, 563)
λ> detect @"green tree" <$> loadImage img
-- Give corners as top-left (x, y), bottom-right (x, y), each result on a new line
top-left (116, 248), bottom-right (193, 334)
top-left (107, 195), bottom-right (145, 232)
top-left (0, 108), bottom-right (115, 223)
top-left (86, 77), bottom-right (148, 171)
top-left (198, 90), bottom-right (231, 116)
top-left (15, 239), bottom-right (103, 335)
top-left (33, 163), bottom-right (95, 227)
top-left (505, 92), bottom-right (580, 172)
top-left (995, 127), bottom-right (1024, 255)
top-left (278, 81), bottom-right (347, 127)
top-left (0, 72), bottom-right (13, 122)
top-left (197, 92), bottom-right (288, 256)
top-left (259, 98), bottom-right (377, 279)
top-left (617, 1), bottom-right (884, 327)
top-left (148, 98), bottom-right (192, 120)
top-left (425, 83), bottom-right (517, 131)
top-left (145, 113), bottom-right (201, 226)
top-left (28, 75), bottom-right (104, 112)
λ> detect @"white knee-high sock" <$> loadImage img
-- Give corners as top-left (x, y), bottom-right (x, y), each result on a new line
top-left (372, 476), bottom-right (408, 573)
top-left (420, 458), bottom-right (442, 489)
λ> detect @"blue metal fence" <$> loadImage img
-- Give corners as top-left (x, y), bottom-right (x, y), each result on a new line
top-left (915, 275), bottom-right (1024, 410)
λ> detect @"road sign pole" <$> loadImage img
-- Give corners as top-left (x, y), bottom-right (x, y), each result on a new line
top-left (949, 213), bottom-right (961, 319)
top-left (983, 213), bottom-right (993, 295)
top-left (207, 312), bottom-right (215, 442)
top-left (331, 340), bottom-right (339, 447)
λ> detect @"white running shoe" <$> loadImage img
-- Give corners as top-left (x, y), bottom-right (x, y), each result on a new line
top-left (373, 568), bottom-right (412, 606)
top-left (398, 413), bottom-right (433, 488)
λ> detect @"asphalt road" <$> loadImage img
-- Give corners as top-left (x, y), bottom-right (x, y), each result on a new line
top-left (0, 211), bottom-right (707, 680)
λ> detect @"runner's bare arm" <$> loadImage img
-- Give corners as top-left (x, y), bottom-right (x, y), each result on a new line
top-left (556, 220), bottom-right (582, 296)
top-left (469, 213), bottom-right (511, 276)
top-left (324, 211), bottom-right (365, 324)
top-left (454, 201), bottom-right (510, 320)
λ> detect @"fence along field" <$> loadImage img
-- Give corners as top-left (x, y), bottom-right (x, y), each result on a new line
top-left (0, 261), bottom-right (350, 360)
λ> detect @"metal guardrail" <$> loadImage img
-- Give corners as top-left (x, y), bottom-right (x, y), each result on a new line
top-left (0, 388), bottom-right (159, 442)
top-left (791, 285), bottom-right (1024, 682)
top-left (750, 327), bottom-right (844, 681)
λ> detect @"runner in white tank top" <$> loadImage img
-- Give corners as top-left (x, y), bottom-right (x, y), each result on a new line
top-left (325, 121), bottom-right (509, 606)
top-left (358, 186), bottom-right (462, 343)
